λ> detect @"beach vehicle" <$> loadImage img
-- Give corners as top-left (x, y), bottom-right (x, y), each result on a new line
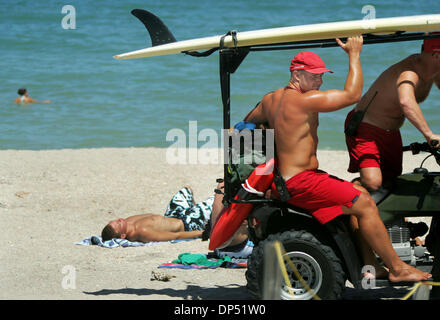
top-left (244, 141), bottom-right (440, 300)
top-left (115, 9), bottom-right (440, 300)
top-left (205, 23), bottom-right (440, 301)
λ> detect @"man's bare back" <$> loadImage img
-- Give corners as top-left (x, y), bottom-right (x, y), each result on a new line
top-left (244, 82), bottom-right (324, 179)
top-left (273, 87), bottom-right (320, 180)
top-left (355, 53), bottom-right (440, 138)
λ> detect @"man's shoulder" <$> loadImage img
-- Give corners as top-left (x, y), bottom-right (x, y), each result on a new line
top-left (262, 90), bottom-right (276, 101)
top-left (279, 92), bottom-right (310, 114)
top-left (261, 90), bottom-right (278, 109)
top-left (262, 88), bottom-right (290, 109)
top-left (264, 88), bottom-right (285, 98)
top-left (395, 54), bottom-right (420, 72)
top-left (384, 56), bottom-right (419, 81)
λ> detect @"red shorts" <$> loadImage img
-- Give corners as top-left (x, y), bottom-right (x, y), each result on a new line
top-left (345, 110), bottom-right (403, 180)
top-left (283, 170), bottom-right (361, 224)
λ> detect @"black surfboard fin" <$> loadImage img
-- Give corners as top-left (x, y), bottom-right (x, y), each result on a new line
top-left (131, 9), bottom-right (177, 46)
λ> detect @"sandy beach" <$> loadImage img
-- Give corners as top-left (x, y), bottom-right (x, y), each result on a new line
top-left (0, 147), bottom-right (437, 300)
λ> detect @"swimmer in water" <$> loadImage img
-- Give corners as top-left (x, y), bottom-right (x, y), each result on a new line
top-left (14, 88), bottom-right (51, 105)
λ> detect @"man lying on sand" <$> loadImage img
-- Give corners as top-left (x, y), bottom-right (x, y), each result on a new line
top-left (102, 187), bottom-right (213, 242)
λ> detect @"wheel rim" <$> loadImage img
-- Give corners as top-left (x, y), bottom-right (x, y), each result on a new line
top-left (280, 251), bottom-right (323, 300)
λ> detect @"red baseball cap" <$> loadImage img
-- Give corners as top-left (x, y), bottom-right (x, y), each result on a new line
top-left (423, 37), bottom-right (440, 53)
top-left (290, 51), bottom-right (333, 74)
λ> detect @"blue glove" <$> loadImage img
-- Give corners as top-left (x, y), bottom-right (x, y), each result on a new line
top-left (233, 121), bottom-right (256, 132)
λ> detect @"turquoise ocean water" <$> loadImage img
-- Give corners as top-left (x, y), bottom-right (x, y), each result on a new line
top-left (1, 0), bottom-right (439, 150)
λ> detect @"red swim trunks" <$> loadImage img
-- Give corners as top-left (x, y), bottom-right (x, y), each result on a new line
top-left (345, 109), bottom-right (403, 181)
top-left (283, 170), bottom-right (361, 224)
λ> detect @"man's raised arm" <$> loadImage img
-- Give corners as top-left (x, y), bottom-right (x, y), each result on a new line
top-left (301, 36), bottom-right (364, 113)
top-left (398, 71), bottom-right (440, 147)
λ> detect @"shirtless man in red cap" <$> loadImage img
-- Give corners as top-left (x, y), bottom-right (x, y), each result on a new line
top-left (345, 36), bottom-right (440, 192)
top-left (244, 36), bottom-right (431, 282)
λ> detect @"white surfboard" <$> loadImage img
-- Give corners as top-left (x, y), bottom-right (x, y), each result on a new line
top-left (114, 11), bottom-right (440, 60)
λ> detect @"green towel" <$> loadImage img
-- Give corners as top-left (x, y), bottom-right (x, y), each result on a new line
top-left (172, 253), bottom-right (231, 267)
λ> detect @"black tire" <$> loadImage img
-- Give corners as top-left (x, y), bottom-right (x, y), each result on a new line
top-left (246, 230), bottom-right (345, 300)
